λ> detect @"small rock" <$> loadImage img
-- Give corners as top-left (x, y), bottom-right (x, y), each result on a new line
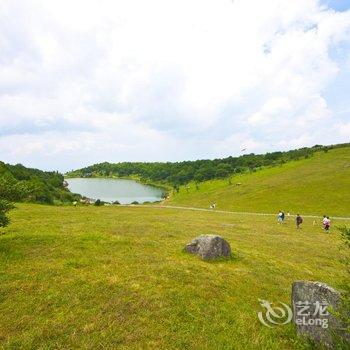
top-left (185, 235), bottom-right (231, 260)
top-left (291, 281), bottom-right (349, 348)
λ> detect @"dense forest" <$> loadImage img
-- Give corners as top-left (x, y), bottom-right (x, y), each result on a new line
top-left (0, 162), bottom-right (79, 205)
top-left (66, 143), bottom-right (350, 187)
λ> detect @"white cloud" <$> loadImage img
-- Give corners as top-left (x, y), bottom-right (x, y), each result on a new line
top-left (0, 0), bottom-right (350, 170)
top-left (339, 122), bottom-right (350, 137)
top-left (214, 132), bottom-right (266, 156)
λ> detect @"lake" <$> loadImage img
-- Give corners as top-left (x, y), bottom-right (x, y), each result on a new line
top-left (66, 178), bottom-right (165, 204)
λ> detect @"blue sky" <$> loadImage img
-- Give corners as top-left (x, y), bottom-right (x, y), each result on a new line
top-left (0, 0), bottom-right (349, 171)
top-left (323, 0), bottom-right (350, 12)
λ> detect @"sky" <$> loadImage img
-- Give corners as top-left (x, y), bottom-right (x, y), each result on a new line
top-left (0, 0), bottom-right (350, 172)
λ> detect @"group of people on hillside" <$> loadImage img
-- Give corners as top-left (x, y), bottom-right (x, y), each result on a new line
top-left (277, 210), bottom-right (331, 232)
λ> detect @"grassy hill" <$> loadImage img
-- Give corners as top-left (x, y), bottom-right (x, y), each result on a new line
top-left (166, 147), bottom-right (350, 217)
top-left (1, 146), bottom-right (349, 348)
top-left (0, 204), bottom-right (348, 349)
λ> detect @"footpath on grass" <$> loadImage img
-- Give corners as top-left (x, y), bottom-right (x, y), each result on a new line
top-left (122, 204), bottom-right (350, 221)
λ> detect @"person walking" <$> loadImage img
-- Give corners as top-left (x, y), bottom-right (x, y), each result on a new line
top-left (281, 211), bottom-right (285, 223)
top-left (278, 211), bottom-right (283, 224)
top-left (322, 215), bottom-right (328, 229)
top-left (296, 214), bottom-right (303, 229)
top-left (324, 216), bottom-right (331, 232)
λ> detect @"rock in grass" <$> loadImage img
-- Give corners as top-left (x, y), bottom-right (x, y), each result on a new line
top-left (185, 235), bottom-right (231, 260)
top-left (292, 281), bottom-right (349, 348)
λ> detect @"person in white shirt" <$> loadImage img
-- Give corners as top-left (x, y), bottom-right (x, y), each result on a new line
top-left (277, 211), bottom-right (283, 224)
top-left (322, 215), bottom-right (330, 232)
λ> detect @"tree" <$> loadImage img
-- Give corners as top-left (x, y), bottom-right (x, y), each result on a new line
top-left (0, 200), bottom-right (15, 228)
top-left (0, 173), bottom-right (26, 201)
top-left (215, 163), bottom-right (231, 178)
top-left (194, 164), bottom-right (215, 182)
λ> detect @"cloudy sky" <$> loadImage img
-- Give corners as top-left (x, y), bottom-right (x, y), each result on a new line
top-left (0, 0), bottom-right (350, 171)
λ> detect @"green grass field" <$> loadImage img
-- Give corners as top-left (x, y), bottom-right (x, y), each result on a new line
top-left (1, 204), bottom-right (348, 349)
top-left (167, 147), bottom-right (350, 217)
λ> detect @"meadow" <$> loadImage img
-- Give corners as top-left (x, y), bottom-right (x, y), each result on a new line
top-left (0, 204), bottom-right (348, 349)
top-left (167, 147), bottom-right (350, 217)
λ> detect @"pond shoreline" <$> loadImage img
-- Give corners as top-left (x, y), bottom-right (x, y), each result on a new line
top-left (65, 175), bottom-right (170, 193)
top-left (64, 177), bottom-right (168, 205)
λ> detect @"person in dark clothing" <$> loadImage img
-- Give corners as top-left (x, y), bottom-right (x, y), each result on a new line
top-left (296, 214), bottom-right (303, 229)
top-left (281, 211), bottom-right (285, 223)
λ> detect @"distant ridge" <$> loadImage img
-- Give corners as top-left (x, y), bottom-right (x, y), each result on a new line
top-left (66, 143), bottom-right (350, 187)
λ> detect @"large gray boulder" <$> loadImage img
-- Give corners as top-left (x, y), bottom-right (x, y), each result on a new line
top-left (185, 235), bottom-right (231, 260)
top-left (291, 281), bottom-right (349, 348)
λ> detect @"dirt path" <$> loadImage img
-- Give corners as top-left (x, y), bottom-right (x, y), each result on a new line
top-left (122, 204), bottom-right (350, 221)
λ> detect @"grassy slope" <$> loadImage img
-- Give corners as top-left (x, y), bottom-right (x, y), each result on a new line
top-left (166, 147), bottom-right (350, 217)
top-left (1, 204), bottom-right (348, 349)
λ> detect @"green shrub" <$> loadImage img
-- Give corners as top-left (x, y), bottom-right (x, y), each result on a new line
top-left (0, 200), bottom-right (15, 228)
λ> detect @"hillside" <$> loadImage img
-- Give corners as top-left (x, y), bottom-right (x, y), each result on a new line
top-left (166, 147), bottom-right (350, 217)
top-left (66, 144), bottom-right (348, 186)
top-left (0, 162), bottom-right (79, 204)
